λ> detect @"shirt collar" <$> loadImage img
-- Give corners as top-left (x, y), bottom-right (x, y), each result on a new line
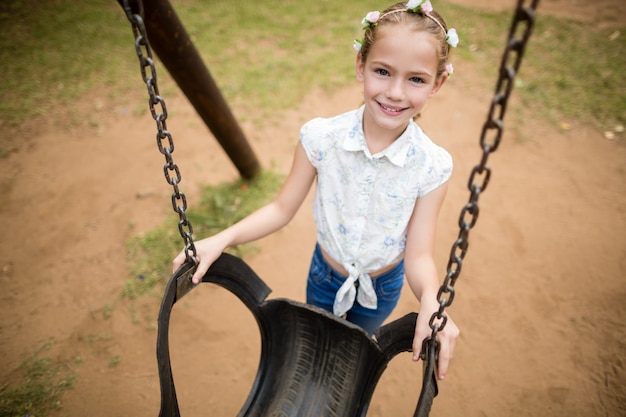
top-left (342, 105), bottom-right (415, 167)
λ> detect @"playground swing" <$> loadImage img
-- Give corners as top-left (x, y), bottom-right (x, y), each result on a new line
top-left (118, 0), bottom-right (539, 416)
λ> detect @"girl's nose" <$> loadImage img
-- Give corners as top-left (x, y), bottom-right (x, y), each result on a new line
top-left (385, 79), bottom-right (405, 101)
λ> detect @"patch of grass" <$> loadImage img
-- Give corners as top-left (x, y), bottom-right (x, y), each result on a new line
top-left (1, 1), bottom-right (623, 133)
top-left (164, 0), bottom-right (382, 121)
top-left (123, 169), bottom-right (283, 299)
top-left (123, 223), bottom-right (182, 300)
top-left (0, 0), bottom-right (382, 131)
top-left (86, 332), bottom-right (114, 345)
top-left (0, 0), bottom-right (136, 128)
top-left (0, 341), bottom-right (77, 417)
top-left (108, 355), bottom-right (122, 368)
top-left (438, 3), bottom-right (625, 130)
top-left (518, 16), bottom-right (625, 130)
top-left (102, 301), bottom-right (116, 320)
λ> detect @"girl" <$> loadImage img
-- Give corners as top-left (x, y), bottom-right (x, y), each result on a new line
top-left (173, 0), bottom-right (460, 380)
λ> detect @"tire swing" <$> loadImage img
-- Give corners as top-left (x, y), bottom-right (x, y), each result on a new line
top-left (118, 0), bottom-right (539, 416)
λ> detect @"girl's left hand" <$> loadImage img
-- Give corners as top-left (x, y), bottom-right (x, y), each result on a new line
top-left (412, 308), bottom-right (459, 380)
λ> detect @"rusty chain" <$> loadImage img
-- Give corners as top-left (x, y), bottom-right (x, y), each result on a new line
top-left (120, 0), bottom-right (198, 266)
top-left (424, 0), bottom-right (540, 351)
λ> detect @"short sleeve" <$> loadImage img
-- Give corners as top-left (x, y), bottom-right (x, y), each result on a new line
top-left (299, 118), bottom-right (323, 169)
top-left (418, 145), bottom-right (453, 197)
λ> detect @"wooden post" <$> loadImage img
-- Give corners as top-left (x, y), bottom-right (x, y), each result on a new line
top-left (127, 0), bottom-right (261, 179)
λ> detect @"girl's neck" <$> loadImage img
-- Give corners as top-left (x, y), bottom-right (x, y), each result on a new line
top-left (362, 117), bottom-right (408, 155)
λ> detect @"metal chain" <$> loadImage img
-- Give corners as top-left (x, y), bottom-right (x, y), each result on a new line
top-left (425, 0), bottom-right (540, 346)
top-left (120, 0), bottom-right (198, 265)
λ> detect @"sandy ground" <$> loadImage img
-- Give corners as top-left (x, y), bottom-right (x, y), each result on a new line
top-left (1, 0), bottom-right (625, 416)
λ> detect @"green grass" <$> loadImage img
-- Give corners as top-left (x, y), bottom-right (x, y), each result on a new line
top-left (519, 15), bottom-right (625, 129)
top-left (0, 0), bottom-right (136, 127)
top-left (437, 3), bottom-right (626, 130)
top-left (1, 1), bottom-right (623, 132)
top-left (0, 342), bottom-right (77, 417)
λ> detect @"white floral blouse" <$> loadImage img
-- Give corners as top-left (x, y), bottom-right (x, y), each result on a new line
top-left (300, 106), bottom-right (452, 316)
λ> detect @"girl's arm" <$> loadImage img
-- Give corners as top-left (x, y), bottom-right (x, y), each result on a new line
top-left (173, 142), bottom-right (317, 284)
top-left (404, 182), bottom-right (460, 380)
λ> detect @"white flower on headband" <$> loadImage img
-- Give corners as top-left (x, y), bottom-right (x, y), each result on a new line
top-left (361, 11), bottom-right (380, 29)
top-left (407, 0), bottom-right (432, 14)
top-left (353, 39), bottom-right (363, 52)
top-left (407, 0), bottom-right (420, 8)
top-left (447, 28), bottom-right (459, 47)
top-left (445, 63), bottom-right (454, 77)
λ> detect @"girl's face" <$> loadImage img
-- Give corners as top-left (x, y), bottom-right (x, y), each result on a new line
top-left (356, 24), bottom-right (446, 141)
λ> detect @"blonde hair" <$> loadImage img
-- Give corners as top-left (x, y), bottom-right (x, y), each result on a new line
top-left (358, 2), bottom-right (452, 80)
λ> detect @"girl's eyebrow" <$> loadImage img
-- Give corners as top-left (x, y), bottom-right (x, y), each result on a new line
top-left (409, 69), bottom-right (433, 77)
top-left (368, 59), bottom-right (389, 68)
top-left (371, 60), bottom-right (430, 74)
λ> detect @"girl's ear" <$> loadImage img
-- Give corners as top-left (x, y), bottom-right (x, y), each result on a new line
top-left (429, 73), bottom-right (448, 97)
top-left (355, 53), bottom-right (365, 82)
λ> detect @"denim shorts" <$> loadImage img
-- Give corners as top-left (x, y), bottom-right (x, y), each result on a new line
top-left (306, 244), bottom-right (405, 335)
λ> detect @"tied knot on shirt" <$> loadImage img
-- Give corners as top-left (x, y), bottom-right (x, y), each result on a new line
top-left (333, 263), bottom-right (377, 317)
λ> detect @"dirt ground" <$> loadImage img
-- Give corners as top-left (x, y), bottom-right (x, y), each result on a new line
top-left (1, 0), bottom-right (625, 416)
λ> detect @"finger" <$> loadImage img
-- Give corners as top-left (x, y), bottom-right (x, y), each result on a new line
top-left (412, 341), bottom-right (422, 362)
top-left (437, 346), bottom-right (450, 380)
top-left (436, 335), bottom-right (456, 380)
top-left (172, 251), bottom-right (186, 273)
top-left (191, 259), bottom-right (208, 285)
top-left (412, 331), bottom-right (428, 362)
top-left (191, 271), bottom-right (204, 284)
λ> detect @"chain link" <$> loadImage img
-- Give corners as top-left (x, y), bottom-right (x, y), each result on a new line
top-left (425, 0), bottom-right (539, 346)
top-left (120, 0), bottom-right (198, 265)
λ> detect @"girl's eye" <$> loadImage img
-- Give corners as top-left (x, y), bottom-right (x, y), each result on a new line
top-left (410, 76), bottom-right (424, 84)
top-left (375, 68), bottom-right (390, 76)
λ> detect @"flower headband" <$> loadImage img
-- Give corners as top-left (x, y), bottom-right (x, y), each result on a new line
top-left (355, 1), bottom-right (459, 56)
top-left (407, 0), bottom-right (459, 49)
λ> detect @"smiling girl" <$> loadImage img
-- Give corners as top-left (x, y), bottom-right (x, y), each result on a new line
top-left (173, 0), bottom-right (460, 380)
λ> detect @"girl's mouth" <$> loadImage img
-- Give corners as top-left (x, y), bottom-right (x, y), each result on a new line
top-left (377, 101), bottom-right (406, 115)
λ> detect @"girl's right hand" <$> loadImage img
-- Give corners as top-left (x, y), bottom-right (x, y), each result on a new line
top-left (172, 236), bottom-right (226, 285)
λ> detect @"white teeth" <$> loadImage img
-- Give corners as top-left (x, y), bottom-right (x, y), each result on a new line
top-left (381, 104), bottom-right (402, 112)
